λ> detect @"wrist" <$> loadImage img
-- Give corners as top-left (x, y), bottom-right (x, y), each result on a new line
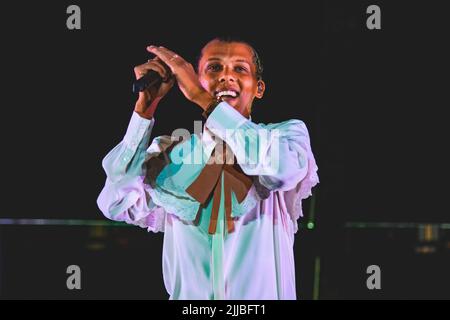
top-left (201, 97), bottom-right (222, 119)
top-left (195, 92), bottom-right (216, 111)
top-left (134, 97), bottom-right (161, 120)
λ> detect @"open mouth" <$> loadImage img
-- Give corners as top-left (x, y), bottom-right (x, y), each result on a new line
top-left (215, 90), bottom-right (240, 100)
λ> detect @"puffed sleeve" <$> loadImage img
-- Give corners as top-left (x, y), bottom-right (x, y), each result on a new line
top-left (96, 112), bottom-right (173, 232)
top-left (282, 137), bottom-right (319, 231)
top-left (205, 101), bottom-right (319, 192)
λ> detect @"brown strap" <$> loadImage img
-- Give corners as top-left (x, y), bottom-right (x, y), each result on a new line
top-left (185, 144), bottom-right (253, 235)
top-left (223, 171), bottom-right (234, 233)
top-left (208, 176), bottom-right (223, 234)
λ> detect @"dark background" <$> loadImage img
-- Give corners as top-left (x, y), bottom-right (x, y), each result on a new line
top-left (0, 0), bottom-right (448, 299)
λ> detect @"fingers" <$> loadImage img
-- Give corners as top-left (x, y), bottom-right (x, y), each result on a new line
top-left (134, 59), bottom-right (166, 79)
top-left (134, 58), bottom-right (170, 80)
top-left (153, 57), bottom-right (173, 80)
top-left (159, 75), bottom-right (176, 91)
top-left (152, 46), bottom-right (178, 59)
top-left (147, 46), bottom-right (184, 73)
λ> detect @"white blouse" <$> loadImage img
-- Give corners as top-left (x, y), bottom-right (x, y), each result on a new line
top-left (97, 102), bottom-right (319, 299)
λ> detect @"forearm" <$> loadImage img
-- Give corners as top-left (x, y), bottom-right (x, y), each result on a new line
top-left (134, 96), bottom-right (162, 120)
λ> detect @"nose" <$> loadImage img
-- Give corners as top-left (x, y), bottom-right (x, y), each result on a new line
top-left (218, 67), bottom-right (236, 83)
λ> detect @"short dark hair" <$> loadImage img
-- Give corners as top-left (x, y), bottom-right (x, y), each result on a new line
top-left (197, 37), bottom-right (264, 81)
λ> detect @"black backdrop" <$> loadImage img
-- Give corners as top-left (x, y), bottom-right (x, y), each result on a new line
top-left (0, 0), bottom-right (448, 299)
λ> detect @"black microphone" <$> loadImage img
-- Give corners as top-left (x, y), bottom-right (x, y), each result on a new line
top-left (132, 70), bottom-right (163, 93)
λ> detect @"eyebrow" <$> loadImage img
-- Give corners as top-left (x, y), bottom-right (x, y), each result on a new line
top-left (206, 57), bottom-right (251, 65)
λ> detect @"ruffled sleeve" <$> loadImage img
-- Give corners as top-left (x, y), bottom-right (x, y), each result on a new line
top-left (97, 112), bottom-right (174, 233)
top-left (282, 126), bottom-right (319, 233)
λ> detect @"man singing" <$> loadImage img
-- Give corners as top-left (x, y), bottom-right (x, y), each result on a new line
top-left (97, 37), bottom-right (319, 299)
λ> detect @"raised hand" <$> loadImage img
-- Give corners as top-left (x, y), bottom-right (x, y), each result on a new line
top-left (147, 45), bottom-right (214, 111)
top-left (133, 56), bottom-right (175, 119)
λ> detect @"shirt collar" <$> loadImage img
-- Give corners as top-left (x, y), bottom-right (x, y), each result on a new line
top-left (201, 125), bottom-right (217, 159)
top-left (200, 112), bottom-right (252, 159)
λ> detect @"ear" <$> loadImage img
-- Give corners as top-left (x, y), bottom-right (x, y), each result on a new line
top-left (255, 80), bottom-right (265, 99)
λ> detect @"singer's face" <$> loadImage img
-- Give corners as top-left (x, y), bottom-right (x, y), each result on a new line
top-left (198, 41), bottom-right (264, 118)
